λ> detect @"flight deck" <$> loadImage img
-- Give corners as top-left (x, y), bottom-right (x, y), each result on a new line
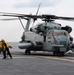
top-left (0, 51), bottom-right (74, 75)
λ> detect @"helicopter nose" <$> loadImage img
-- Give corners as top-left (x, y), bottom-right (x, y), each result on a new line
top-left (55, 36), bottom-right (69, 46)
top-left (60, 41), bottom-right (66, 46)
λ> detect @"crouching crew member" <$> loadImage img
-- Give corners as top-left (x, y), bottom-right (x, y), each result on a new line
top-left (0, 41), bottom-right (4, 54)
top-left (1, 39), bottom-right (12, 59)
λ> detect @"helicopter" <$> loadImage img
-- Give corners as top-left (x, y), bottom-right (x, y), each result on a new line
top-left (0, 10), bottom-right (74, 56)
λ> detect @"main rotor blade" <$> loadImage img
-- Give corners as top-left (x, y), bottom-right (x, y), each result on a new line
top-left (42, 15), bottom-right (74, 21)
top-left (36, 3), bottom-right (41, 16)
top-left (55, 16), bottom-right (74, 21)
top-left (0, 11), bottom-right (42, 18)
top-left (0, 18), bottom-right (18, 21)
top-left (1, 12), bottom-right (74, 21)
top-left (0, 12), bottom-right (26, 16)
top-left (32, 3), bottom-right (41, 26)
top-left (0, 12), bottom-right (28, 18)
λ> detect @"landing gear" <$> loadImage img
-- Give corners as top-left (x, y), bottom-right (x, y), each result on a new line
top-left (58, 52), bottom-right (65, 56)
top-left (25, 49), bottom-right (31, 55)
top-left (53, 52), bottom-right (58, 56)
top-left (53, 52), bottom-right (65, 56)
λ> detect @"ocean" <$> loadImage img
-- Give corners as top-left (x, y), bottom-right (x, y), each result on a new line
top-left (8, 42), bottom-right (24, 52)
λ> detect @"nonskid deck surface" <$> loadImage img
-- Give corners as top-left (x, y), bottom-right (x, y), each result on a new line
top-left (0, 51), bottom-right (74, 75)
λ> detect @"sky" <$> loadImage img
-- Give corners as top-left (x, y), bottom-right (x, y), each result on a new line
top-left (0, 0), bottom-right (74, 42)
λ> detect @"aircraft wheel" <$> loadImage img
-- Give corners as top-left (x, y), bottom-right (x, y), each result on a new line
top-left (53, 52), bottom-right (56, 56)
top-left (27, 50), bottom-right (30, 55)
top-left (25, 50), bottom-right (28, 55)
top-left (58, 52), bottom-right (64, 56)
top-left (61, 52), bottom-right (64, 56)
top-left (25, 50), bottom-right (31, 55)
top-left (53, 52), bottom-right (58, 56)
top-left (58, 52), bottom-right (61, 56)
top-left (53, 52), bottom-right (57, 56)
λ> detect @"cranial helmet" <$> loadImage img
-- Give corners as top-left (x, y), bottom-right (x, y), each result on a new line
top-left (1, 39), bottom-right (5, 43)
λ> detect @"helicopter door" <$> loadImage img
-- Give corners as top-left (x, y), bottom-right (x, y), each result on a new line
top-left (47, 32), bottom-right (54, 43)
top-left (43, 32), bottom-right (54, 51)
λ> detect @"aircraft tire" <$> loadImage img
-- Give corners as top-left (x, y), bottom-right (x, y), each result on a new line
top-left (53, 52), bottom-right (58, 56)
top-left (61, 52), bottom-right (64, 56)
top-left (27, 50), bottom-right (30, 55)
top-left (58, 52), bottom-right (64, 56)
top-left (53, 52), bottom-right (56, 56)
top-left (25, 49), bottom-right (31, 55)
top-left (53, 52), bottom-right (59, 56)
top-left (25, 50), bottom-right (28, 55)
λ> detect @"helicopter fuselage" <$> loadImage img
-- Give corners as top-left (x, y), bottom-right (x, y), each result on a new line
top-left (18, 21), bottom-right (73, 56)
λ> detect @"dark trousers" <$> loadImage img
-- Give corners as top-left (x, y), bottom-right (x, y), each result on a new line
top-left (3, 48), bottom-right (12, 58)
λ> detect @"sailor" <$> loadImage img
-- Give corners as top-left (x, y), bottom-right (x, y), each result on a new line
top-left (1, 39), bottom-right (12, 59)
top-left (0, 41), bottom-right (4, 54)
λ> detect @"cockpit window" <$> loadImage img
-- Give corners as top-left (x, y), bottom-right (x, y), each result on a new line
top-left (52, 32), bottom-right (67, 36)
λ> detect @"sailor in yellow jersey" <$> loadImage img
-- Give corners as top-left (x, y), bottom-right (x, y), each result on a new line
top-left (1, 39), bottom-right (12, 59)
top-left (0, 41), bottom-right (3, 53)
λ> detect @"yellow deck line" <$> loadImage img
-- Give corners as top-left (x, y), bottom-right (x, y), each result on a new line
top-left (35, 56), bottom-right (74, 63)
